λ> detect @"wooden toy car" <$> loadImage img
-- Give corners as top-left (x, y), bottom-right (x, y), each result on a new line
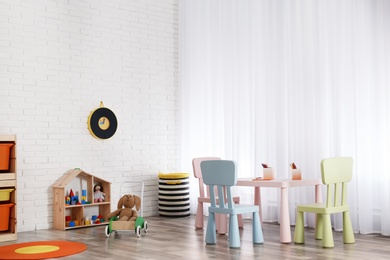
top-left (105, 216), bottom-right (148, 238)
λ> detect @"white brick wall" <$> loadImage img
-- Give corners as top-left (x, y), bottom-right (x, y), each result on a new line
top-left (0, 0), bottom-right (178, 232)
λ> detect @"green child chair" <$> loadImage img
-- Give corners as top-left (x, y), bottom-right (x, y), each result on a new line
top-left (294, 157), bottom-right (355, 248)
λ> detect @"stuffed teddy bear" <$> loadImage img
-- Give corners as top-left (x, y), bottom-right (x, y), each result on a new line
top-left (106, 194), bottom-right (141, 221)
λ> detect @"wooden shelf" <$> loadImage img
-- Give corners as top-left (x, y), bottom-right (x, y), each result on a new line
top-left (0, 134), bottom-right (17, 242)
top-left (52, 169), bottom-right (111, 230)
top-left (64, 202), bottom-right (111, 208)
top-left (64, 221), bottom-right (109, 230)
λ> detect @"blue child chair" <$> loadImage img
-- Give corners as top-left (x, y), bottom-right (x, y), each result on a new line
top-left (200, 160), bottom-right (264, 248)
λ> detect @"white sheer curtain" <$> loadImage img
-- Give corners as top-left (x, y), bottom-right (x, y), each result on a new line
top-left (179, 0), bottom-right (390, 235)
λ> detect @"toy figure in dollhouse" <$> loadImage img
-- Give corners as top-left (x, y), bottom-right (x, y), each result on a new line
top-left (94, 184), bottom-right (105, 202)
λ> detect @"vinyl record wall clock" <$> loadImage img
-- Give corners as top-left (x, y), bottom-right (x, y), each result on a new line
top-left (88, 101), bottom-right (118, 140)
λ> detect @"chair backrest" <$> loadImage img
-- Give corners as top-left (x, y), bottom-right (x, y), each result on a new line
top-left (200, 160), bottom-right (237, 209)
top-left (321, 157), bottom-right (353, 208)
top-left (192, 157), bottom-right (221, 198)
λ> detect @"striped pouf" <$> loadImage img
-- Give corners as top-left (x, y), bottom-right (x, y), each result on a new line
top-left (158, 173), bottom-right (190, 217)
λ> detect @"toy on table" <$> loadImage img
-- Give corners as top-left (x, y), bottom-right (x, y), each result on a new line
top-left (261, 163), bottom-right (275, 180)
top-left (253, 163), bottom-right (274, 180)
top-left (94, 184), bottom-right (105, 202)
top-left (290, 162), bottom-right (302, 180)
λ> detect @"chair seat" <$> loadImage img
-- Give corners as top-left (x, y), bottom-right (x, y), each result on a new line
top-left (198, 196), bottom-right (240, 203)
top-left (297, 203), bottom-right (350, 214)
top-left (209, 204), bottom-right (259, 215)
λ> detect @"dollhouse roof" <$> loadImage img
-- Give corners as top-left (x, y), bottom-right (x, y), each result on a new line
top-left (51, 168), bottom-right (110, 188)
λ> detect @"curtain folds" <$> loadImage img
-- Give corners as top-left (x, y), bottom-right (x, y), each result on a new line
top-left (179, 0), bottom-right (390, 235)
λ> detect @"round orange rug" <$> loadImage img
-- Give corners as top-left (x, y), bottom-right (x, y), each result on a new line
top-left (0, 240), bottom-right (87, 259)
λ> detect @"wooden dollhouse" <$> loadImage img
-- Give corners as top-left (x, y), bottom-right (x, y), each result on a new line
top-left (52, 169), bottom-right (111, 230)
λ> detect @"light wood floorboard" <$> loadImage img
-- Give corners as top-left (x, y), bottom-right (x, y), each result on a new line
top-left (1, 215), bottom-right (389, 259)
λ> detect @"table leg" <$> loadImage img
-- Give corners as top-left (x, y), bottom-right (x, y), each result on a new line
top-left (254, 187), bottom-right (263, 224)
top-left (315, 184), bottom-right (322, 203)
top-left (313, 183), bottom-right (322, 237)
top-left (216, 213), bottom-right (228, 234)
top-left (279, 187), bottom-right (291, 243)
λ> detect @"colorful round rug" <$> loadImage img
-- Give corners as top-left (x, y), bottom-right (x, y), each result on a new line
top-left (0, 240), bottom-right (87, 259)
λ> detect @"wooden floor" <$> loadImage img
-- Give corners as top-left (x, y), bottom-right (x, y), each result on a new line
top-left (1, 215), bottom-right (390, 259)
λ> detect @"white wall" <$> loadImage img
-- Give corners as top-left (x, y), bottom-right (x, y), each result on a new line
top-left (0, 0), bottom-right (178, 232)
